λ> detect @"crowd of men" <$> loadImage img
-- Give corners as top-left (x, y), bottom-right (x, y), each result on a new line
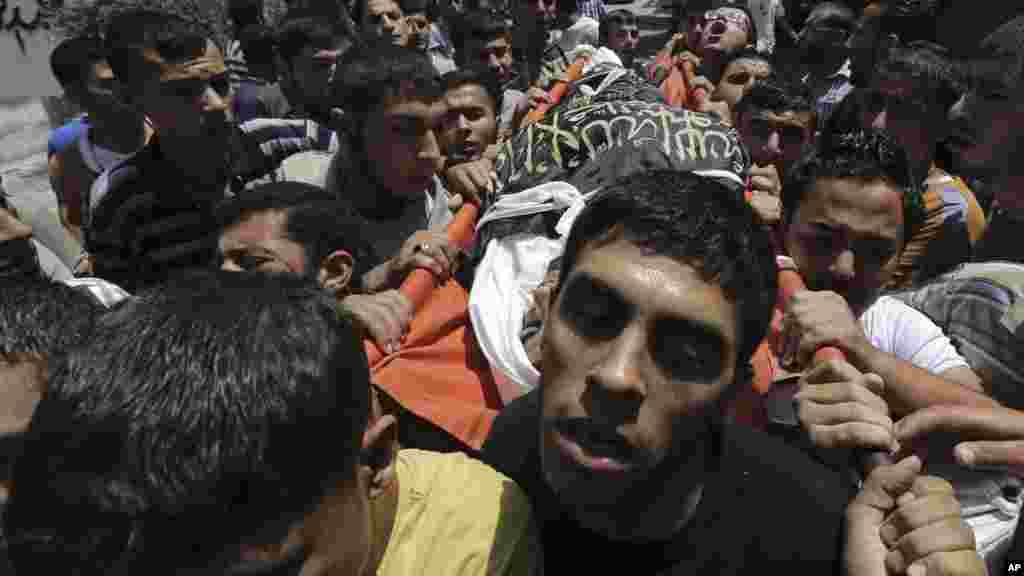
top-left (0, 0), bottom-right (1023, 573)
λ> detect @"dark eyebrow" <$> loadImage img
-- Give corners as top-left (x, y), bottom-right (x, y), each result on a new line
top-left (563, 271), bottom-right (728, 345)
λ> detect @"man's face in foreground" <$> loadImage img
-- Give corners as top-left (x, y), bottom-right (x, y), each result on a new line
top-left (540, 235), bottom-right (738, 541)
top-left (784, 176), bottom-right (904, 314)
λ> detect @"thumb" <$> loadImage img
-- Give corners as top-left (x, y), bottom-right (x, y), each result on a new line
top-left (856, 455), bottom-right (922, 512)
top-left (860, 373), bottom-right (886, 399)
top-left (955, 440), bottom-right (1024, 476)
top-left (447, 193), bottom-right (464, 211)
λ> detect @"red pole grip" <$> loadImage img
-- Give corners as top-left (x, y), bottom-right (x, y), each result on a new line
top-left (778, 266), bottom-right (891, 472)
top-left (525, 56), bottom-right (588, 125)
top-left (364, 202), bottom-right (480, 366)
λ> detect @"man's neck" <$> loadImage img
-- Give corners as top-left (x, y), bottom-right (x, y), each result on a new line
top-left (89, 113), bottom-right (148, 155)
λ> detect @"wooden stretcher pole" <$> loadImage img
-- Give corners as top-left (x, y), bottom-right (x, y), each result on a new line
top-left (364, 202), bottom-right (480, 366)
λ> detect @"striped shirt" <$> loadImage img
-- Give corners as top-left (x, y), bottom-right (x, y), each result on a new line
top-left (577, 0), bottom-right (608, 23)
top-left (225, 39), bottom-right (249, 87)
top-left (803, 60), bottom-right (854, 132)
top-left (237, 116), bottom-right (339, 184)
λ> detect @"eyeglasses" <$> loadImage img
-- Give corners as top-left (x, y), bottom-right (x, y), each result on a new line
top-left (161, 73), bottom-right (232, 103)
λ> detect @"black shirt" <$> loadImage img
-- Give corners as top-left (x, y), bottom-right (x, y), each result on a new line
top-left (88, 137), bottom-right (231, 293)
top-left (482, 389), bottom-right (855, 575)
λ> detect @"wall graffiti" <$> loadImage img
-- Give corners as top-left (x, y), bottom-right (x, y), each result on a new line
top-left (2, 0), bottom-right (59, 54)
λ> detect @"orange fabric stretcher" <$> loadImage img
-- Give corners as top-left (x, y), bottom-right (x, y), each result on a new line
top-left (364, 204), bottom-right (505, 451)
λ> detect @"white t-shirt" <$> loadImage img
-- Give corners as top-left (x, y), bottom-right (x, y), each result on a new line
top-left (859, 295), bottom-right (969, 374)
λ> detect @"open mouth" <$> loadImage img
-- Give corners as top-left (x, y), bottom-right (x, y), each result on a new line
top-left (553, 418), bottom-right (638, 473)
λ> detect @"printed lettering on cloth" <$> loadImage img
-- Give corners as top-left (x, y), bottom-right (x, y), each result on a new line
top-left (478, 75), bottom-right (749, 263)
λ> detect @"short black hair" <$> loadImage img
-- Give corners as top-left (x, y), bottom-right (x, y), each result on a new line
top-left (599, 9), bottom-right (638, 45)
top-left (228, 0), bottom-right (264, 29)
top-left (401, 0), bottom-right (434, 17)
top-left (805, 1), bottom-right (856, 26)
top-left (330, 41), bottom-right (440, 130)
top-left (708, 46), bottom-right (771, 85)
top-left (5, 271), bottom-right (371, 574)
top-left (455, 8), bottom-right (514, 65)
top-left (49, 36), bottom-right (107, 91)
top-left (734, 72), bottom-right (815, 120)
top-left (102, 9), bottom-right (209, 93)
top-left (556, 171), bottom-right (777, 379)
top-left (0, 276), bottom-right (99, 359)
top-left (874, 40), bottom-right (963, 119)
top-left (782, 129), bottom-right (921, 243)
top-left (441, 66), bottom-right (504, 114)
top-left (215, 182), bottom-right (374, 289)
top-left (275, 10), bottom-right (338, 62)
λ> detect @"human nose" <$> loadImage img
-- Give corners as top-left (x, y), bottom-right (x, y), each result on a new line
top-left (764, 131), bottom-right (781, 157)
top-left (830, 249), bottom-right (856, 281)
top-left (585, 323), bottom-right (646, 420)
top-left (418, 128), bottom-right (441, 161)
top-left (870, 107), bottom-right (887, 131)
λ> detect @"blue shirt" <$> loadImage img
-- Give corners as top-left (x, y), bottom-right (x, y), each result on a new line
top-left (48, 116), bottom-right (89, 157)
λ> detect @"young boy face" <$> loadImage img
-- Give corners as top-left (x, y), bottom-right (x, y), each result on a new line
top-left (362, 0), bottom-right (410, 47)
top-left (439, 83), bottom-right (498, 161)
top-left (361, 83), bottom-right (446, 198)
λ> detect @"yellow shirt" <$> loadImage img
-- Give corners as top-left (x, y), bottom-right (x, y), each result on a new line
top-left (377, 449), bottom-right (541, 576)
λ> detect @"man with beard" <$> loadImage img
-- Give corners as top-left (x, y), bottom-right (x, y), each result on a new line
top-left (88, 10), bottom-right (237, 292)
top-left (797, 2), bottom-right (856, 130)
top-left (481, 170), bottom-right (983, 574)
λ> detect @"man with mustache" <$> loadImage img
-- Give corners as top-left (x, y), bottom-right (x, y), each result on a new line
top-left (481, 170), bottom-right (982, 574)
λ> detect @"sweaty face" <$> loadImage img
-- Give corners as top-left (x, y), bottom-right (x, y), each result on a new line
top-left (218, 210), bottom-right (309, 277)
top-left (362, 87), bottom-right (445, 198)
top-left (785, 177), bottom-right (904, 314)
top-left (540, 236), bottom-right (738, 541)
top-left (440, 84), bottom-right (497, 161)
top-left (471, 36), bottom-right (514, 84)
top-left (699, 7), bottom-right (751, 55)
top-left (712, 58), bottom-right (771, 121)
top-left (363, 0), bottom-right (409, 47)
top-left (738, 108), bottom-right (814, 177)
top-left (860, 78), bottom-right (936, 168)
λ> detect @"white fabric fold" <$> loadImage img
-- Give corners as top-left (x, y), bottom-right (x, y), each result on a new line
top-left (470, 181), bottom-right (598, 392)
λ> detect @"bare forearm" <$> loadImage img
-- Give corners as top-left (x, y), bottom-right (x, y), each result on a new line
top-left (847, 343), bottom-right (999, 417)
top-left (361, 260), bottom-right (394, 294)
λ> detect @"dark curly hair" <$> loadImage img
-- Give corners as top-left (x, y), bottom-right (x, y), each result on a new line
top-left (782, 129), bottom-right (924, 246)
top-left (556, 170), bottom-right (778, 384)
